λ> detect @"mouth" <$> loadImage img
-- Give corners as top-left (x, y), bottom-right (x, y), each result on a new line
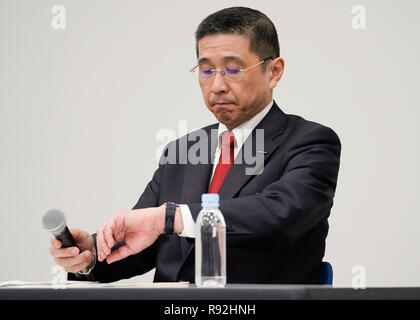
top-left (212, 101), bottom-right (236, 107)
top-left (212, 102), bottom-right (235, 112)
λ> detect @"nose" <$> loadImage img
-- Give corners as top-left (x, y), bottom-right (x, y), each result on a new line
top-left (210, 70), bottom-right (229, 94)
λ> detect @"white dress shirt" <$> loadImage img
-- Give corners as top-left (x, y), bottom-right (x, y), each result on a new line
top-left (178, 100), bottom-right (274, 238)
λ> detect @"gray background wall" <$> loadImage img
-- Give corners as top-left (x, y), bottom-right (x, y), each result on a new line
top-left (0, 0), bottom-right (419, 287)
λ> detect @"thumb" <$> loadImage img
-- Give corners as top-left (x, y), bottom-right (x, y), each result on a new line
top-left (69, 228), bottom-right (90, 243)
top-left (106, 244), bottom-right (131, 264)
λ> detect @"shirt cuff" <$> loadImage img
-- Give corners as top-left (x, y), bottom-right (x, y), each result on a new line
top-left (178, 204), bottom-right (196, 238)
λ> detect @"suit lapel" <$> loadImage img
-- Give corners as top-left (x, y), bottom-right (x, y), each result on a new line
top-left (218, 102), bottom-right (288, 199)
top-left (179, 125), bottom-right (218, 203)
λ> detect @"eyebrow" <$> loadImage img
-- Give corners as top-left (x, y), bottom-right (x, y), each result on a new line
top-left (197, 56), bottom-right (245, 65)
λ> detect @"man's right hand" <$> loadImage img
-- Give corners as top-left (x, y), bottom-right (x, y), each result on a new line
top-left (49, 228), bottom-right (95, 273)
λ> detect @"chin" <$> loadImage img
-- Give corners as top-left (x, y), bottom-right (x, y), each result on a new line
top-left (214, 111), bottom-right (232, 122)
top-left (217, 115), bottom-right (239, 129)
top-left (208, 105), bottom-right (238, 127)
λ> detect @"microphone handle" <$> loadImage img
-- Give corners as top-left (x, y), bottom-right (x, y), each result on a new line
top-left (56, 226), bottom-right (78, 248)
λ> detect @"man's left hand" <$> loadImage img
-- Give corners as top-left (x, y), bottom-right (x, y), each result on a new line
top-left (96, 206), bottom-right (165, 264)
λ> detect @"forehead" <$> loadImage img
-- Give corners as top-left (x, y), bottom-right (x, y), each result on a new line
top-left (197, 34), bottom-right (257, 63)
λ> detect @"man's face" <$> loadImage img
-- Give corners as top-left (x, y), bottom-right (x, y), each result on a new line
top-left (197, 34), bottom-right (274, 130)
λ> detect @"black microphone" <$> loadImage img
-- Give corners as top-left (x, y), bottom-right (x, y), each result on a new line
top-left (42, 208), bottom-right (126, 251)
top-left (42, 209), bottom-right (78, 248)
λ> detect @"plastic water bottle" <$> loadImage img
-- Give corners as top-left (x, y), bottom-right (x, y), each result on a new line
top-left (195, 193), bottom-right (226, 287)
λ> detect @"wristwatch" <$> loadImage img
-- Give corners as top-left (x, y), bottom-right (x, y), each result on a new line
top-left (164, 202), bottom-right (178, 235)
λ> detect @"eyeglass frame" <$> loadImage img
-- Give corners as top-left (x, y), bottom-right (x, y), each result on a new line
top-left (189, 56), bottom-right (274, 80)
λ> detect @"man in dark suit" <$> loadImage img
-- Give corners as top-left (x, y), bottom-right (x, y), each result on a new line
top-left (49, 7), bottom-right (341, 284)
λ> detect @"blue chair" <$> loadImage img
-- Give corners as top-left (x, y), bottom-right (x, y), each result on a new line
top-left (321, 261), bottom-right (333, 285)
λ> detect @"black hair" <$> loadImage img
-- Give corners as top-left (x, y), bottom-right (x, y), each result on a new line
top-left (195, 6), bottom-right (280, 70)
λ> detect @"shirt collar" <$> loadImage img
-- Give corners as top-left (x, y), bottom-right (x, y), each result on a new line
top-left (217, 100), bottom-right (274, 149)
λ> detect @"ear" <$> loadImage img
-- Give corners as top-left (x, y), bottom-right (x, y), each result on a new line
top-left (269, 57), bottom-right (285, 89)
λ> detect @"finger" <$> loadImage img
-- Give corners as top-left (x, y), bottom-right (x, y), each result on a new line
top-left (55, 250), bottom-right (91, 268)
top-left (103, 225), bottom-right (116, 253)
top-left (50, 245), bottom-right (79, 258)
top-left (96, 227), bottom-right (109, 262)
top-left (96, 227), bottom-right (104, 261)
top-left (106, 244), bottom-right (131, 264)
top-left (63, 251), bottom-right (92, 273)
top-left (50, 235), bottom-right (62, 249)
top-left (99, 226), bottom-right (110, 259)
top-left (65, 261), bottom-right (90, 274)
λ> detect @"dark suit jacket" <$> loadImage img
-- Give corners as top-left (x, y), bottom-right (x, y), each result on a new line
top-left (70, 102), bottom-right (341, 284)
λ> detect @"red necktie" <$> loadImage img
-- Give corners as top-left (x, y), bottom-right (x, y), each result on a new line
top-left (208, 130), bottom-right (235, 193)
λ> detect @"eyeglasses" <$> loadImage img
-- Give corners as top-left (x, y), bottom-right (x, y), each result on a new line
top-left (189, 56), bottom-right (274, 81)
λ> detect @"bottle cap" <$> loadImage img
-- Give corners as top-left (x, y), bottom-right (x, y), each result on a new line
top-left (201, 193), bottom-right (219, 204)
